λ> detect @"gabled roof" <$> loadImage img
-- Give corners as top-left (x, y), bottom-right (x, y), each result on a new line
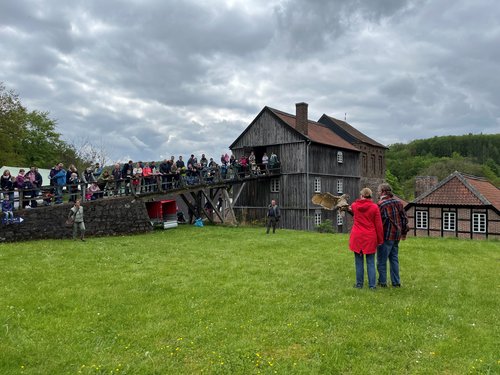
top-left (318, 114), bottom-right (387, 149)
top-left (412, 171), bottom-right (500, 210)
top-left (267, 107), bottom-right (359, 151)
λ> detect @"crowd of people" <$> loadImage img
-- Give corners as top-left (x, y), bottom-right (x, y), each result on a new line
top-left (1, 151), bottom-right (281, 214)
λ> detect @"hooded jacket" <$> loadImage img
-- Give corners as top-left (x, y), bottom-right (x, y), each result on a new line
top-left (349, 198), bottom-right (384, 254)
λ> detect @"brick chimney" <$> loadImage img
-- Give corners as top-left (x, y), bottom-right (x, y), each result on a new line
top-left (415, 176), bottom-right (439, 198)
top-left (295, 102), bottom-right (308, 136)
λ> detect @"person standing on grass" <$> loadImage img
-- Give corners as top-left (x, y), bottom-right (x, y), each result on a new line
top-left (377, 183), bottom-right (409, 288)
top-left (266, 199), bottom-right (281, 234)
top-left (348, 188), bottom-right (384, 289)
top-left (69, 199), bottom-right (86, 241)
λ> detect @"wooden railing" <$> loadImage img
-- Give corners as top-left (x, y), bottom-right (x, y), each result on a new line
top-left (1, 163), bottom-right (281, 209)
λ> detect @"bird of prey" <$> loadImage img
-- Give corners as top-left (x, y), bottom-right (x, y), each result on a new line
top-left (311, 193), bottom-right (350, 213)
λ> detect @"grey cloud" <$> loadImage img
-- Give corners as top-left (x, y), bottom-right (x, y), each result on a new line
top-left (1, 0), bottom-right (498, 164)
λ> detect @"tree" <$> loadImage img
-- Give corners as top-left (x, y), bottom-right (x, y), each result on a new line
top-left (69, 137), bottom-right (111, 171)
top-left (0, 83), bottom-right (26, 165)
top-left (0, 82), bottom-right (82, 168)
top-left (385, 169), bottom-right (403, 196)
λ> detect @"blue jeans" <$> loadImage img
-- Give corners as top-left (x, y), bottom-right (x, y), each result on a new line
top-left (354, 252), bottom-right (376, 288)
top-left (377, 240), bottom-right (400, 286)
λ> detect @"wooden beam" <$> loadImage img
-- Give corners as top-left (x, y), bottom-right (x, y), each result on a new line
top-left (201, 189), bottom-right (223, 224)
top-left (231, 182), bottom-right (246, 208)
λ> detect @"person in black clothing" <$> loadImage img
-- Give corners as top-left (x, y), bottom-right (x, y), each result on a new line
top-left (176, 156), bottom-right (185, 169)
top-left (266, 199), bottom-right (281, 234)
top-left (121, 160), bottom-right (133, 195)
top-left (159, 159), bottom-right (171, 190)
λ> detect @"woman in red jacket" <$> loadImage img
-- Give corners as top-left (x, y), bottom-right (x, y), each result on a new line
top-left (349, 188), bottom-right (384, 289)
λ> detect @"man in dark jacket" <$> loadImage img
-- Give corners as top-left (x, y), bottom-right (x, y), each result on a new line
top-left (266, 199), bottom-right (281, 234)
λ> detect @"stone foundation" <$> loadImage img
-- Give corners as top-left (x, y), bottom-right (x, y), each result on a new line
top-left (0, 196), bottom-right (152, 242)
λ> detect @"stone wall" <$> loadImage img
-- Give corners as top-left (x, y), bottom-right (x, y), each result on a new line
top-left (0, 196), bottom-right (153, 242)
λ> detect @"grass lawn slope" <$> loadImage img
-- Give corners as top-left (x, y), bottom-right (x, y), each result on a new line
top-left (1, 226), bottom-right (499, 374)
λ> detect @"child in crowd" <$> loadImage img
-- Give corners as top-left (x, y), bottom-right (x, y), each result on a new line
top-left (2, 195), bottom-right (15, 224)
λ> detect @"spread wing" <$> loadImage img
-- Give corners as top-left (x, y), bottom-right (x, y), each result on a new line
top-left (312, 193), bottom-right (350, 211)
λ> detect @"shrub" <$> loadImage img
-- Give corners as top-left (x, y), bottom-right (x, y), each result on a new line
top-left (315, 219), bottom-right (336, 233)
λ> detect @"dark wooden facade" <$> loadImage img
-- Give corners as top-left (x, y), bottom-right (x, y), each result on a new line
top-left (230, 104), bottom-right (362, 231)
top-left (318, 115), bottom-right (387, 195)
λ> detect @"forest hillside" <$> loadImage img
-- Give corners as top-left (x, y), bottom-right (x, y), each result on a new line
top-left (385, 134), bottom-right (500, 200)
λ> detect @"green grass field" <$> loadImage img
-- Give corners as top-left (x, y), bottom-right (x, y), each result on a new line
top-left (1, 226), bottom-right (499, 374)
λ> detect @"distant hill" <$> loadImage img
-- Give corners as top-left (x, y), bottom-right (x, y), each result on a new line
top-left (386, 134), bottom-right (499, 200)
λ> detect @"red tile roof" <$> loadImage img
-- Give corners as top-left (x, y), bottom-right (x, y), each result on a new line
top-left (414, 171), bottom-right (500, 210)
top-left (465, 175), bottom-right (500, 208)
top-left (269, 108), bottom-right (359, 152)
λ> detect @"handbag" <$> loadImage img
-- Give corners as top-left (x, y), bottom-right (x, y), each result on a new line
top-left (65, 216), bottom-right (75, 227)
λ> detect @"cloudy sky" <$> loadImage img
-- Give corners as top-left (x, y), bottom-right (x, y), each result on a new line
top-left (1, 0), bottom-right (499, 163)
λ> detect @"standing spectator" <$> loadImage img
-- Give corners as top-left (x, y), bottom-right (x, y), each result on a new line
top-left (261, 152), bottom-right (269, 171)
top-left (348, 188), bottom-right (384, 289)
top-left (377, 183), bottom-right (409, 288)
top-left (170, 162), bottom-right (179, 188)
top-left (15, 169), bottom-right (26, 189)
top-left (1, 169), bottom-right (15, 203)
top-left (248, 151), bottom-right (257, 174)
top-left (268, 152), bottom-right (279, 170)
top-left (68, 172), bottom-right (80, 203)
top-left (20, 175), bottom-right (34, 208)
top-left (52, 163), bottom-right (66, 204)
top-left (150, 161), bottom-right (160, 191)
top-left (187, 154), bottom-right (196, 169)
top-left (266, 199), bottom-right (281, 234)
top-left (176, 156), bottom-right (185, 169)
top-left (66, 164), bottom-right (78, 185)
top-left (92, 162), bottom-right (103, 180)
top-left (132, 162), bottom-right (143, 196)
top-left (159, 159), bottom-right (171, 190)
top-left (48, 164), bottom-right (58, 188)
top-left (82, 167), bottom-right (95, 185)
top-left (200, 154), bottom-right (208, 168)
top-left (122, 160), bottom-right (133, 195)
top-left (112, 163), bottom-right (123, 195)
top-left (2, 195), bottom-right (14, 223)
top-left (68, 199), bottom-right (85, 241)
top-left (32, 167), bottom-right (43, 197)
top-left (142, 162), bottom-right (153, 192)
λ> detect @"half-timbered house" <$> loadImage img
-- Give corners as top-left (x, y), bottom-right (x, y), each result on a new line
top-left (405, 171), bottom-right (500, 239)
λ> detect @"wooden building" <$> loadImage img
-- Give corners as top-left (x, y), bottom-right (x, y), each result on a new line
top-left (405, 171), bottom-right (500, 239)
top-left (318, 115), bottom-right (387, 194)
top-left (229, 102), bottom-right (385, 231)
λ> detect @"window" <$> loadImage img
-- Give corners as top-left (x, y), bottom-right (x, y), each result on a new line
top-left (271, 178), bottom-right (280, 192)
top-left (362, 153), bottom-right (367, 172)
top-left (378, 155), bottom-right (383, 175)
top-left (314, 211), bottom-right (321, 226)
top-left (416, 211), bottom-right (428, 229)
top-left (371, 154), bottom-right (375, 173)
top-left (337, 212), bottom-right (343, 226)
top-left (472, 213), bottom-right (486, 233)
top-left (443, 212), bottom-right (456, 231)
top-left (337, 179), bottom-right (343, 194)
top-left (314, 177), bottom-right (321, 193)
top-left (337, 151), bottom-right (343, 163)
